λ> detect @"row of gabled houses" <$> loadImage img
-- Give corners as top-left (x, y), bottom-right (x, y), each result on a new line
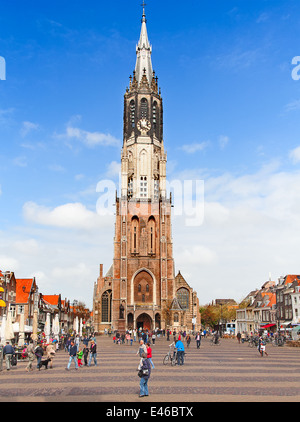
top-left (0, 269), bottom-right (92, 345)
top-left (236, 274), bottom-right (300, 334)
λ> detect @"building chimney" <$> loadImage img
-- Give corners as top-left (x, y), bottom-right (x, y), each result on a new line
top-left (100, 264), bottom-right (103, 278)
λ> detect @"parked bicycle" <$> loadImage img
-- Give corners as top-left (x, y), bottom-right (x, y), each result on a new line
top-left (163, 343), bottom-right (187, 365)
top-left (272, 337), bottom-right (285, 347)
top-left (210, 338), bottom-right (221, 346)
top-left (163, 344), bottom-right (178, 366)
top-left (248, 336), bottom-right (259, 348)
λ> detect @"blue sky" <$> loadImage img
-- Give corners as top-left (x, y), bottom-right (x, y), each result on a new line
top-left (1, 0), bottom-right (300, 308)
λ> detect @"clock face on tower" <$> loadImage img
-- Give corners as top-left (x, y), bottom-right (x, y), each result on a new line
top-left (137, 118), bottom-right (151, 135)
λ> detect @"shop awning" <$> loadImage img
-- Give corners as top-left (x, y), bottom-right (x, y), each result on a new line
top-left (260, 323), bottom-right (276, 328)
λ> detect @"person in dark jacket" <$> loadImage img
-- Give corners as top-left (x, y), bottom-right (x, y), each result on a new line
top-left (88, 340), bottom-right (97, 366)
top-left (34, 343), bottom-right (44, 369)
top-left (83, 344), bottom-right (89, 366)
top-left (3, 342), bottom-right (15, 371)
top-left (65, 341), bottom-right (78, 370)
top-left (138, 353), bottom-right (151, 397)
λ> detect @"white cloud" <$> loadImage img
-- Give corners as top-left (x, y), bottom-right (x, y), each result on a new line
top-left (75, 174), bottom-right (85, 181)
top-left (13, 239), bottom-right (40, 255)
top-left (219, 135), bottom-right (229, 149)
top-left (48, 164), bottom-right (66, 172)
top-left (171, 160), bottom-right (300, 304)
top-left (13, 156), bottom-right (27, 167)
top-left (289, 146), bottom-right (300, 164)
top-left (177, 244), bottom-right (217, 266)
top-left (0, 255), bottom-right (20, 271)
top-left (180, 141), bottom-right (210, 154)
top-left (56, 120), bottom-right (121, 148)
top-left (256, 12), bottom-right (269, 23)
top-left (20, 121), bottom-right (39, 137)
top-left (284, 100), bottom-right (300, 113)
top-left (106, 160), bottom-right (121, 177)
top-left (23, 201), bottom-right (108, 230)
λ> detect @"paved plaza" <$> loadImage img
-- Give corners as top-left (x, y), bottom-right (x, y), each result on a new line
top-left (0, 335), bottom-right (300, 402)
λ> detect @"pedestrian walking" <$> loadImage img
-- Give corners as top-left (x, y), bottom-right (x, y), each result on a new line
top-left (175, 338), bottom-right (185, 365)
top-left (3, 342), bottom-right (15, 371)
top-left (83, 344), bottom-right (89, 366)
top-left (34, 342), bottom-right (44, 369)
top-left (26, 340), bottom-right (35, 372)
top-left (66, 341), bottom-right (78, 370)
top-left (258, 336), bottom-right (268, 357)
top-left (88, 340), bottom-right (97, 366)
top-left (146, 342), bottom-right (155, 369)
top-left (195, 332), bottom-right (201, 349)
top-left (46, 342), bottom-right (56, 369)
top-left (77, 347), bottom-right (83, 366)
top-left (138, 352), bottom-right (151, 397)
top-left (236, 332), bottom-right (241, 344)
top-left (65, 336), bottom-right (71, 352)
top-left (186, 334), bottom-right (191, 348)
top-left (136, 339), bottom-right (147, 357)
top-left (75, 334), bottom-right (80, 352)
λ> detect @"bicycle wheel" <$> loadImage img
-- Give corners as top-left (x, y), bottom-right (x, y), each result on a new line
top-left (163, 354), bottom-right (170, 365)
top-left (171, 356), bottom-right (177, 366)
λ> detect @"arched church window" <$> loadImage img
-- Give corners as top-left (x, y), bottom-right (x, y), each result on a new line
top-left (140, 98), bottom-right (148, 119)
top-left (101, 290), bottom-right (112, 322)
top-left (131, 216), bottom-right (139, 253)
top-left (148, 216), bottom-right (156, 254)
top-left (177, 288), bottom-right (189, 310)
top-left (154, 178), bottom-right (159, 201)
top-left (146, 284), bottom-right (149, 292)
top-left (142, 294), bottom-right (145, 302)
top-left (174, 313), bottom-right (179, 323)
top-left (130, 100), bottom-right (135, 128)
top-left (153, 101), bottom-right (158, 134)
top-left (138, 284), bottom-right (141, 292)
top-left (128, 176), bottom-right (133, 199)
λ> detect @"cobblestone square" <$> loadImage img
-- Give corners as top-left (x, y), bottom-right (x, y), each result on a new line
top-left (1, 335), bottom-right (299, 402)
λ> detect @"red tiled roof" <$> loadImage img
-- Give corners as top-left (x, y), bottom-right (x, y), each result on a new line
top-left (43, 295), bottom-right (59, 306)
top-left (284, 275), bottom-right (300, 285)
top-left (16, 279), bottom-right (33, 304)
top-left (261, 292), bottom-right (276, 308)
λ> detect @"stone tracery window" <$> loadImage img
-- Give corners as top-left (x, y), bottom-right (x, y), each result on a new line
top-left (177, 287), bottom-right (189, 310)
top-left (140, 98), bottom-right (148, 119)
top-left (101, 290), bottom-right (112, 322)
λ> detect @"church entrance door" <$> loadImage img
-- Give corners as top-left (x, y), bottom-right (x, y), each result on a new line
top-left (136, 313), bottom-right (152, 331)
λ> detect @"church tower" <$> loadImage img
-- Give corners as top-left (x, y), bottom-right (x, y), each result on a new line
top-left (93, 6), bottom-right (201, 333)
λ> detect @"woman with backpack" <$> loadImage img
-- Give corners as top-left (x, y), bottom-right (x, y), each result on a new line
top-left (137, 352), bottom-right (151, 397)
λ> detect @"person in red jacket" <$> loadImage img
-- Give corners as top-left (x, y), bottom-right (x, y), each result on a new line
top-left (146, 342), bottom-right (155, 369)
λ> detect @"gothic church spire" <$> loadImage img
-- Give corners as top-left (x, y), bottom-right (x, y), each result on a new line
top-left (135, 2), bottom-right (153, 86)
